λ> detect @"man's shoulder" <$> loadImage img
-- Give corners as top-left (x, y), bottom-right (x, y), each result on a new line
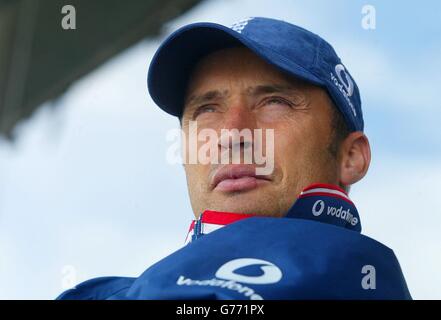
top-left (56, 276), bottom-right (136, 300)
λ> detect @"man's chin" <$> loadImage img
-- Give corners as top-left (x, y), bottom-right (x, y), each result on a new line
top-left (206, 190), bottom-right (284, 217)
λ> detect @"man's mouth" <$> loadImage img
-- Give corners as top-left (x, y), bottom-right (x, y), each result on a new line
top-left (211, 165), bottom-right (272, 192)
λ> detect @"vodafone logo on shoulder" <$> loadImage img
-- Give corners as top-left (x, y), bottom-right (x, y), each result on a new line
top-left (312, 199), bottom-right (325, 216)
top-left (176, 258), bottom-right (283, 300)
top-left (312, 199), bottom-right (359, 227)
top-left (216, 258), bottom-right (282, 285)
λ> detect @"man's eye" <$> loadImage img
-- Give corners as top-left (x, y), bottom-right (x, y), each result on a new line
top-left (193, 105), bottom-right (216, 119)
top-left (263, 97), bottom-right (293, 107)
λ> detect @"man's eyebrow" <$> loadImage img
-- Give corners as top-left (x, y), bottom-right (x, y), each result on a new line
top-left (185, 90), bottom-right (229, 107)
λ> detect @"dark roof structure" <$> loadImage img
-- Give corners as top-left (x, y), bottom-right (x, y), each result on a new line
top-left (0, 0), bottom-right (202, 139)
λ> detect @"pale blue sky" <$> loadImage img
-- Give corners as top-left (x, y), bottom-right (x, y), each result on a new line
top-left (0, 0), bottom-right (440, 299)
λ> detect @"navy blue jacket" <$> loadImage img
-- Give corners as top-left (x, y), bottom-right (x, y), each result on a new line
top-left (57, 183), bottom-right (411, 300)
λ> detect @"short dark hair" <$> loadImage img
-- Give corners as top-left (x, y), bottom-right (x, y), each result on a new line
top-left (328, 103), bottom-right (350, 159)
top-left (327, 103), bottom-right (351, 193)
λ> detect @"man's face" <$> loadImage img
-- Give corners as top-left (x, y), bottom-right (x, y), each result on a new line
top-left (181, 47), bottom-right (340, 217)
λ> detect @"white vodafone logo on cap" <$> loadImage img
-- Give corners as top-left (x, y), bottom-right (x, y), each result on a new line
top-left (335, 64), bottom-right (354, 97)
top-left (330, 63), bottom-right (357, 117)
top-left (215, 258), bottom-right (282, 285)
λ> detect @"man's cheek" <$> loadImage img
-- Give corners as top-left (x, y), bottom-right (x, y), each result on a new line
top-left (275, 136), bottom-right (310, 181)
top-left (274, 131), bottom-right (303, 161)
top-left (189, 164), bottom-right (212, 189)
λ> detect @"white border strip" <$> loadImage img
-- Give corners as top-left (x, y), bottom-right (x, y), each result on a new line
top-left (202, 222), bottom-right (224, 234)
top-left (301, 188), bottom-right (350, 200)
top-left (184, 223), bottom-right (224, 245)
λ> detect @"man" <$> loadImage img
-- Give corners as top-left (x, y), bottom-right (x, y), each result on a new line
top-left (57, 17), bottom-right (411, 300)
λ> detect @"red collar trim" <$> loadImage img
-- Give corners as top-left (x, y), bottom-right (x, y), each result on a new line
top-left (200, 210), bottom-right (256, 225)
top-left (185, 210), bottom-right (256, 244)
top-left (187, 210), bottom-right (256, 232)
top-left (184, 183), bottom-right (352, 244)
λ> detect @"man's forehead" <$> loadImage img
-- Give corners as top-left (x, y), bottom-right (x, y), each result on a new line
top-left (186, 46), bottom-right (312, 95)
top-left (189, 46), bottom-right (286, 82)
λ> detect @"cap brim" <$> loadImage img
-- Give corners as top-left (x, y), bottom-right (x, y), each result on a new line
top-left (147, 22), bottom-right (324, 117)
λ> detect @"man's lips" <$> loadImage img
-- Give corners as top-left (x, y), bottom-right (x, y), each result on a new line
top-left (211, 165), bottom-right (272, 192)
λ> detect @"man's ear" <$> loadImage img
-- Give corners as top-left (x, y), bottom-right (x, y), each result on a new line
top-left (338, 131), bottom-right (371, 187)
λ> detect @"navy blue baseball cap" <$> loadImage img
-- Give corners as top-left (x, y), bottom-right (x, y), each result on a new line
top-left (148, 17), bottom-right (364, 132)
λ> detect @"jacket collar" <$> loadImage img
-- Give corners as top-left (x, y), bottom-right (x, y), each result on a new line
top-left (184, 183), bottom-right (361, 245)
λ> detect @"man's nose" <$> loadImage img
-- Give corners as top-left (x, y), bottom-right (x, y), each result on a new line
top-left (218, 101), bottom-right (256, 152)
top-left (221, 99), bottom-right (256, 131)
